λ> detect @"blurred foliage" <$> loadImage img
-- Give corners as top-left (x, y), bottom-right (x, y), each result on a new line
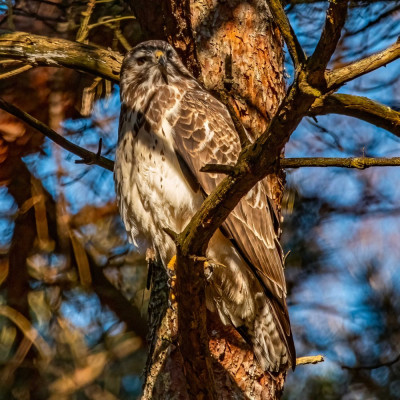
top-left (0, 0), bottom-right (399, 399)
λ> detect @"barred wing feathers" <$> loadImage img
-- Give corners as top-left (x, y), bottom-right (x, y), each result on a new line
top-left (168, 89), bottom-right (294, 357)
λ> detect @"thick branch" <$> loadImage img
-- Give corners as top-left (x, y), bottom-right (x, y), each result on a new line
top-left (310, 94), bottom-right (400, 137)
top-left (281, 157), bottom-right (400, 169)
top-left (327, 40), bottom-right (400, 89)
top-left (0, 98), bottom-right (114, 171)
top-left (307, 0), bottom-right (348, 85)
top-left (0, 30), bottom-right (122, 82)
top-left (266, 0), bottom-right (306, 70)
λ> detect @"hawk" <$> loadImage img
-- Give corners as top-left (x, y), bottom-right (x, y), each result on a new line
top-left (114, 40), bottom-right (295, 372)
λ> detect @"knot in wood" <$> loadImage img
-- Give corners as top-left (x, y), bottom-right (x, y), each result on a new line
top-left (349, 157), bottom-right (366, 169)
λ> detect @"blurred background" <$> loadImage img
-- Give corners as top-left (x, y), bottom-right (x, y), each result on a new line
top-left (0, 1), bottom-right (399, 399)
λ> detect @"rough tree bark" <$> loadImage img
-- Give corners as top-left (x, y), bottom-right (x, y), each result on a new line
top-left (126, 1), bottom-right (289, 399)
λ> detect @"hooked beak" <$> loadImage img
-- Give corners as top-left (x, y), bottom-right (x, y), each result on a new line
top-left (155, 50), bottom-right (168, 84)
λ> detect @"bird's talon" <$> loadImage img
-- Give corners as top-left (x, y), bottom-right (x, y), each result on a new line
top-left (168, 278), bottom-right (176, 288)
top-left (167, 255), bottom-right (177, 308)
top-left (203, 260), bottom-right (213, 280)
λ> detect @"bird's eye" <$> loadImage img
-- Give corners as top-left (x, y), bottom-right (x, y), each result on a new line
top-left (166, 49), bottom-right (173, 58)
top-left (136, 57), bottom-right (147, 66)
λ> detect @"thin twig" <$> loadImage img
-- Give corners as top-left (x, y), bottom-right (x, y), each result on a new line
top-left (76, 0), bottom-right (96, 42)
top-left (342, 353), bottom-right (400, 371)
top-left (0, 98), bottom-right (114, 171)
top-left (88, 16), bottom-right (136, 30)
top-left (0, 59), bottom-right (25, 65)
top-left (75, 137), bottom-right (104, 165)
top-left (0, 64), bottom-right (31, 79)
top-left (115, 27), bottom-right (132, 51)
top-left (281, 157), bottom-right (400, 169)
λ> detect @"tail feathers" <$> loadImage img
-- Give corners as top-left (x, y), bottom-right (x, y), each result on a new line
top-left (237, 293), bottom-right (295, 372)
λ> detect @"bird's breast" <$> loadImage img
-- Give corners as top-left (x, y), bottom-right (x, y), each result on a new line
top-left (115, 97), bottom-right (203, 262)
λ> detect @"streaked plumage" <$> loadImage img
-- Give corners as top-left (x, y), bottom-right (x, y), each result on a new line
top-left (114, 40), bottom-right (295, 371)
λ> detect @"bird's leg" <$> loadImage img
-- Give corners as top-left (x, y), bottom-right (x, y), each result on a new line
top-left (167, 255), bottom-right (177, 309)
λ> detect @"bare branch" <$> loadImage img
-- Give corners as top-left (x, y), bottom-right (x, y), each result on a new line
top-left (0, 98), bottom-right (114, 171)
top-left (0, 64), bottom-right (32, 79)
top-left (296, 355), bottom-right (324, 366)
top-left (327, 40), bottom-right (400, 89)
top-left (347, 4), bottom-right (400, 36)
top-left (88, 16), bottom-right (136, 30)
top-left (307, 0), bottom-right (348, 85)
top-left (342, 353), bottom-right (400, 371)
top-left (266, 0), bottom-right (306, 70)
top-left (310, 94), bottom-right (400, 137)
top-left (0, 30), bottom-right (122, 82)
top-left (76, 0), bottom-right (96, 42)
top-left (281, 157), bottom-right (400, 169)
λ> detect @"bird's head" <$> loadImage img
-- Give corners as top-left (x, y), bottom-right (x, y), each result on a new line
top-left (120, 40), bottom-right (194, 101)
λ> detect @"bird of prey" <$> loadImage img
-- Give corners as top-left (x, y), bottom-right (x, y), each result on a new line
top-left (114, 40), bottom-right (295, 372)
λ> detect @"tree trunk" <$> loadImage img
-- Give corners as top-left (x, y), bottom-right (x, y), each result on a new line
top-left (127, 1), bottom-right (287, 398)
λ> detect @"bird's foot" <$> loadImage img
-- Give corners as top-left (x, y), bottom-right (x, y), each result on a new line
top-left (190, 255), bottom-right (219, 280)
